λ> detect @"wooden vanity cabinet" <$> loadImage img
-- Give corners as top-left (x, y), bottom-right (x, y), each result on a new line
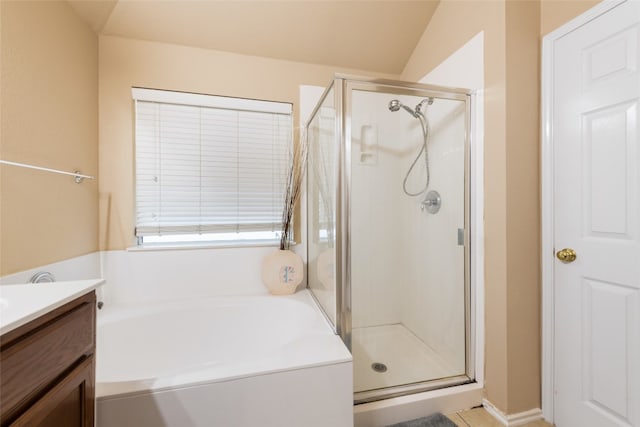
top-left (0, 292), bottom-right (96, 427)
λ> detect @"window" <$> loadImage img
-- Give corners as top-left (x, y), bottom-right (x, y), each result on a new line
top-left (133, 88), bottom-right (293, 245)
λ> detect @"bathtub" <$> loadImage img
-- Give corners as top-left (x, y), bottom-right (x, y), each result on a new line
top-left (95, 290), bottom-right (353, 427)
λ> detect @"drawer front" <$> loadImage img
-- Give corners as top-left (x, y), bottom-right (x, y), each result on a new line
top-left (0, 301), bottom-right (95, 418)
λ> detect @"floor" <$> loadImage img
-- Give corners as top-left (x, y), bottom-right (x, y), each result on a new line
top-left (351, 324), bottom-right (461, 393)
top-left (446, 408), bottom-right (554, 427)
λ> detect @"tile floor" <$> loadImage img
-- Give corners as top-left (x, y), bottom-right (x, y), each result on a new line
top-left (446, 407), bottom-right (554, 427)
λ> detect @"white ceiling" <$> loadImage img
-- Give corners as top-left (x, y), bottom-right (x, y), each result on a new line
top-left (67, 1), bottom-right (440, 75)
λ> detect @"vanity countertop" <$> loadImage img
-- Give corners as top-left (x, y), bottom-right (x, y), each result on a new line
top-left (0, 279), bottom-right (104, 336)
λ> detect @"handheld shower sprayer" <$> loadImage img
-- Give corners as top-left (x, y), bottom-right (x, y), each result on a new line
top-left (388, 97), bottom-right (435, 196)
top-left (387, 98), bottom-right (434, 118)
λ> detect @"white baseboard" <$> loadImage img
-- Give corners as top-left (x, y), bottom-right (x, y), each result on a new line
top-left (482, 399), bottom-right (543, 427)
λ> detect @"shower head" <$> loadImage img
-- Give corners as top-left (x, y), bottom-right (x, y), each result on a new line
top-left (388, 99), bottom-right (419, 118)
top-left (388, 99), bottom-right (402, 112)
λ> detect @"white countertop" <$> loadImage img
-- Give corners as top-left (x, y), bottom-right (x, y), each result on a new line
top-left (0, 279), bottom-right (105, 336)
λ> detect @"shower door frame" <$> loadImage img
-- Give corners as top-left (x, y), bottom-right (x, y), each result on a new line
top-left (307, 75), bottom-right (474, 404)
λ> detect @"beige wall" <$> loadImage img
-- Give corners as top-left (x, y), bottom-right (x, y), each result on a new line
top-left (98, 35), bottom-right (396, 250)
top-left (0, 1), bottom-right (98, 276)
top-left (402, 0), bottom-right (512, 411)
top-left (541, 0), bottom-right (601, 36)
top-left (403, 0), bottom-right (600, 415)
top-left (505, 0), bottom-right (541, 414)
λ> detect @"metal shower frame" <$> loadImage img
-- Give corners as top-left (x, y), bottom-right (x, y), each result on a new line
top-left (306, 74), bottom-right (474, 404)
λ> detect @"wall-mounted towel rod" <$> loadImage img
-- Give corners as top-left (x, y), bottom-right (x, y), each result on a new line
top-left (0, 160), bottom-right (95, 183)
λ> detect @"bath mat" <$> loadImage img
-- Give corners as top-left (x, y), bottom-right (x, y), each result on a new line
top-left (385, 412), bottom-right (458, 427)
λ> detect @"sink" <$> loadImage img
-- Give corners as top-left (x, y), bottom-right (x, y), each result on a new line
top-left (0, 297), bottom-right (7, 310)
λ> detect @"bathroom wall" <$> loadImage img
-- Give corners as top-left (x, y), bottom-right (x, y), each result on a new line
top-left (0, 1), bottom-right (99, 276)
top-left (540, 0), bottom-right (601, 36)
top-left (98, 35), bottom-right (397, 251)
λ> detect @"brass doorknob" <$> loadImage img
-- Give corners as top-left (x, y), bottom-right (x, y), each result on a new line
top-left (556, 248), bottom-right (577, 263)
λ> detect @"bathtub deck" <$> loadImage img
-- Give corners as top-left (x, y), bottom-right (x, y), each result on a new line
top-left (352, 324), bottom-right (459, 393)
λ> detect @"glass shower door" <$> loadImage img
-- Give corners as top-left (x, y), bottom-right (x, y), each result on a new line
top-left (306, 76), bottom-right (472, 403)
top-left (346, 82), bottom-right (470, 401)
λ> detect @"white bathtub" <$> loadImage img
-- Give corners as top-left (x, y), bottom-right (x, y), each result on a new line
top-left (95, 290), bottom-right (353, 427)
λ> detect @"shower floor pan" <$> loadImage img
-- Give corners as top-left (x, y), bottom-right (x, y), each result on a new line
top-left (352, 324), bottom-right (465, 397)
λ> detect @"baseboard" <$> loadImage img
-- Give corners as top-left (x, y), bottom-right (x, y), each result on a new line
top-left (482, 399), bottom-right (543, 427)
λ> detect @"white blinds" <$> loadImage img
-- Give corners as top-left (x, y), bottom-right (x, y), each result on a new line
top-left (133, 88), bottom-right (292, 237)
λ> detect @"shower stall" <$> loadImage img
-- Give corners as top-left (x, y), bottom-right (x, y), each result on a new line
top-left (306, 75), bottom-right (472, 403)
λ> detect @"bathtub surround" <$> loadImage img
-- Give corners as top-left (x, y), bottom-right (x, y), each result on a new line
top-left (0, 252), bottom-right (101, 286)
top-left (0, 246), bottom-right (303, 304)
top-left (100, 247), bottom-right (284, 305)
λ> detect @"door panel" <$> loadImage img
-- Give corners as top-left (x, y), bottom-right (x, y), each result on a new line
top-left (584, 102), bottom-right (635, 236)
top-left (553, 1), bottom-right (640, 426)
top-left (582, 279), bottom-right (637, 422)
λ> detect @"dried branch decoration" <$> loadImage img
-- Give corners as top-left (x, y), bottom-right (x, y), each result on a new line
top-left (280, 128), bottom-right (309, 250)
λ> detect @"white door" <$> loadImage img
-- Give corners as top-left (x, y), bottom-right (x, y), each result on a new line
top-left (553, 1), bottom-right (640, 426)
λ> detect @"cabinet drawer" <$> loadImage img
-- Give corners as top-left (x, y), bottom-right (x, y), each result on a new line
top-left (0, 300), bottom-right (94, 417)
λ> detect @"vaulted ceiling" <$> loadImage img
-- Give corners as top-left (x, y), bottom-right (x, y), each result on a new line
top-left (67, 1), bottom-right (440, 75)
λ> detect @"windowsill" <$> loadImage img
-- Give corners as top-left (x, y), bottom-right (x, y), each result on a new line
top-left (127, 240), bottom-right (297, 252)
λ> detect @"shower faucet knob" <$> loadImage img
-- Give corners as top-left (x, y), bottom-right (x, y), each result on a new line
top-left (421, 190), bottom-right (441, 214)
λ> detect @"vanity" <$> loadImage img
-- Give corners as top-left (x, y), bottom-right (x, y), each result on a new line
top-left (0, 280), bottom-right (104, 426)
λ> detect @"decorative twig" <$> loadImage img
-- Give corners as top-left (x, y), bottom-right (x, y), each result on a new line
top-left (280, 128), bottom-right (309, 250)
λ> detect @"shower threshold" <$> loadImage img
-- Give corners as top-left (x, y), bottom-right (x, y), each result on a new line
top-left (354, 374), bottom-right (472, 404)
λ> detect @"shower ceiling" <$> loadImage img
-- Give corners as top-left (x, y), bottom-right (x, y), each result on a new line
top-left (66, 0), bottom-right (439, 74)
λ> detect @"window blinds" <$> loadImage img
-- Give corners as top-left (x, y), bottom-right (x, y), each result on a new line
top-left (133, 88), bottom-right (293, 238)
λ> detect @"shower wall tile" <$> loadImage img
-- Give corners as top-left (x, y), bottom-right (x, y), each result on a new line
top-left (350, 91), bottom-right (406, 328)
